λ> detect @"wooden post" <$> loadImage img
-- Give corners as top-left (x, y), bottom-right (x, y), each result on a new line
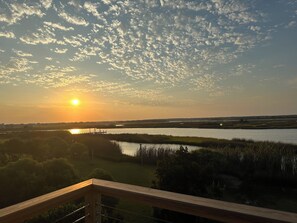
top-left (85, 192), bottom-right (101, 223)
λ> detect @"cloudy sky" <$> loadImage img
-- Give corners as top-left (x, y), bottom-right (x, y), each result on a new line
top-left (0, 0), bottom-right (297, 123)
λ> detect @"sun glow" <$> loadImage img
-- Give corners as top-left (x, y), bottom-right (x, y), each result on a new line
top-left (71, 99), bottom-right (80, 106)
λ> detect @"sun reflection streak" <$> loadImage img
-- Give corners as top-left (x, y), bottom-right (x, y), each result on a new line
top-left (69, 129), bottom-right (81, 134)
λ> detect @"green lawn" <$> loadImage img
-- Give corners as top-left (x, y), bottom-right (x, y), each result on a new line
top-left (69, 158), bottom-right (156, 222)
top-left (69, 158), bottom-right (155, 187)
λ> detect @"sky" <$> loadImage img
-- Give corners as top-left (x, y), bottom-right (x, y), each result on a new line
top-left (0, 0), bottom-right (297, 124)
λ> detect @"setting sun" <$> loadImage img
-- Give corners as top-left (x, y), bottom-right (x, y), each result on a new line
top-left (71, 99), bottom-right (80, 106)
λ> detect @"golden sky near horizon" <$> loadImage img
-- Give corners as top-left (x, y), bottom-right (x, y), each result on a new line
top-left (0, 0), bottom-right (297, 123)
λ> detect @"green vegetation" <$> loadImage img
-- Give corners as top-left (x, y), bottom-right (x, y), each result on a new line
top-left (0, 130), bottom-right (297, 223)
top-left (0, 132), bottom-right (156, 223)
top-left (153, 147), bottom-right (297, 222)
top-left (135, 146), bottom-right (174, 165)
top-left (74, 134), bottom-right (122, 161)
top-left (70, 158), bottom-right (155, 187)
top-left (104, 133), bottom-right (297, 150)
top-left (0, 158), bottom-right (78, 208)
top-left (105, 133), bottom-right (231, 147)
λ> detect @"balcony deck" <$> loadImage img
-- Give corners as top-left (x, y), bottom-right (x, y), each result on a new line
top-left (0, 179), bottom-right (296, 223)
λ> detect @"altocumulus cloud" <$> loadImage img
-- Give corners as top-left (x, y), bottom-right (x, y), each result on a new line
top-left (0, 0), bottom-right (296, 102)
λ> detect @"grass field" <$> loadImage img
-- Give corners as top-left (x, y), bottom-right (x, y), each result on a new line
top-left (69, 158), bottom-right (156, 222)
top-left (69, 158), bottom-right (155, 187)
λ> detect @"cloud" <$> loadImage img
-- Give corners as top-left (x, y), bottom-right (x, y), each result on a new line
top-left (12, 49), bottom-right (33, 57)
top-left (29, 61), bottom-right (38, 64)
top-left (0, 14), bottom-right (10, 23)
top-left (273, 64), bottom-right (285, 69)
top-left (0, 2), bottom-right (44, 24)
top-left (190, 74), bottom-right (225, 97)
top-left (40, 0), bottom-right (52, 9)
top-left (192, 74), bottom-right (218, 91)
top-left (68, 0), bottom-right (83, 9)
top-left (83, 2), bottom-right (100, 18)
top-left (0, 0), bottom-right (291, 96)
top-left (20, 35), bottom-right (56, 45)
top-left (70, 45), bottom-right (99, 61)
top-left (102, 0), bottom-right (112, 5)
top-left (24, 72), bottom-right (91, 88)
top-left (20, 28), bottom-right (56, 45)
top-left (52, 48), bottom-right (68, 54)
top-left (58, 10), bottom-right (89, 26)
top-left (286, 21), bottom-right (296, 29)
top-left (23, 65), bottom-right (90, 88)
top-left (11, 2), bottom-right (44, 17)
top-left (64, 0), bottom-right (266, 87)
top-left (63, 34), bottom-right (89, 48)
top-left (89, 80), bottom-right (171, 105)
top-left (0, 31), bottom-right (15, 39)
top-left (44, 21), bottom-right (74, 31)
top-left (228, 64), bottom-right (256, 77)
top-left (0, 58), bottom-right (34, 82)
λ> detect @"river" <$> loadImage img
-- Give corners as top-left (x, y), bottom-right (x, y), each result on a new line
top-left (69, 127), bottom-right (297, 144)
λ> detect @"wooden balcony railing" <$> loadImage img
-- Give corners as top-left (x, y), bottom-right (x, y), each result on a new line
top-left (0, 178), bottom-right (296, 223)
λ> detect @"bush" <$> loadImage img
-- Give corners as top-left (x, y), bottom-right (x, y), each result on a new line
top-left (0, 158), bottom-right (79, 208)
top-left (45, 137), bottom-right (69, 158)
top-left (76, 135), bottom-right (122, 160)
top-left (3, 138), bottom-right (24, 153)
top-left (69, 142), bottom-right (88, 159)
top-left (42, 158), bottom-right (78, 191)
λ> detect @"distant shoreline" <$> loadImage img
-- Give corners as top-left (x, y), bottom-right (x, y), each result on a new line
top-left (1, 114), bottom-right (297, 131)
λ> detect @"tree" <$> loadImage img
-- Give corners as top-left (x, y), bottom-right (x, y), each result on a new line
top-left (77, 136), bottom-right (122, 160)
top-left (3, 138), bottom-right (24, 154)
top-left (46, 137), bottom-right (69, 158)
top-left (0, 158), bottom-right (79, 208)
top-left (69, 142), bottom-right (88, 159)
top-left (87, 168), bottom-right (115, 181)
top-left (153, 148), bottom-right (226, 223)
top-left (0, 158), bottom-right (43, 207)
top-left (42, 158), bottom-right (78, 190)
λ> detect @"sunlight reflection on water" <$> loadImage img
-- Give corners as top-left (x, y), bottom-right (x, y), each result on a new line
top-left (69, 129), bottom-right (81, 134)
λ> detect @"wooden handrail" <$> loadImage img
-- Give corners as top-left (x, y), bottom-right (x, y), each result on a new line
top-left (0, 180), bottom-right (93, 223)
top-left (1, 178), bottom-right (297, 223)
top-left (91, 179), bottom-right (297, 223)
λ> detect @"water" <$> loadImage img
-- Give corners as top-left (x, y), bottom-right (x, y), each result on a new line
top-left (112, 140), bottom-right (201, 156)
top-left (69, 127), bottom-right (297, 144)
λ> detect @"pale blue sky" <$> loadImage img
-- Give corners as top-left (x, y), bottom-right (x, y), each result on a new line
top-left (0, 0), bottom-right (297, 123)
